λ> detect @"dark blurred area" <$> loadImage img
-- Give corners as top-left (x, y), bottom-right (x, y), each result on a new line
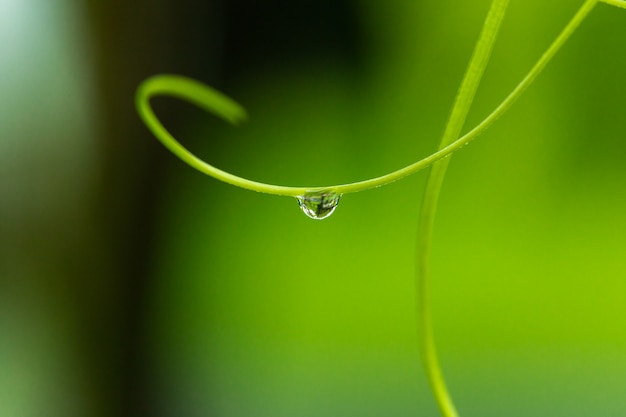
top-left (89, 1), bottom-right (363, 415)
top-left (1, 1), bottom-right (364, 416)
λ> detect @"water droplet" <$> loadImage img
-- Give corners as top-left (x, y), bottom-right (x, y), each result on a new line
top-left (296, 191), bottom-right (342, 220)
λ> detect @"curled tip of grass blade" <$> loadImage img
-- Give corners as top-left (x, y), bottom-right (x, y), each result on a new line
top-left (136, 75), bottom-right (301, 196)
top-left (139, 75), bottom-right (248, 125)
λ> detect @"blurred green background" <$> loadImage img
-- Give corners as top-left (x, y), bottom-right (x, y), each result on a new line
top-left (1, 0), bottom-right (625, 416)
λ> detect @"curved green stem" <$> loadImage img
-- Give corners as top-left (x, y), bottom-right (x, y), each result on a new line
top-left (416, 1), bottom-right (509, 416)
top-left (136, 0), bottom-right (608, 198)
top-left (136, 74), bottom-right (485, 196)
top-left (415, 1), bottom-right (599, 416)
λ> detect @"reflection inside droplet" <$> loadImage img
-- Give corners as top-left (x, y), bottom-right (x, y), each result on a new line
top-left (296, 191), bottom-right (342, 220)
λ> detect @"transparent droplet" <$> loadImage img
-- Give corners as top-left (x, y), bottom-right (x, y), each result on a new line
top-left (296, 191), bottom-right (342, 220)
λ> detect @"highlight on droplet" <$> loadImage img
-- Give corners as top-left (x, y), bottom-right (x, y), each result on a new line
top-left (296, 191), bottom-right (342, 220)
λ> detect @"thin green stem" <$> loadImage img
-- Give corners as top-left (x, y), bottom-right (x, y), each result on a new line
top-left (414, 1), bottom-right (599, 417)
top-left (416, 1), bottom-right (509, 416)
top-left (136, 0), bottom-right (606, 198)
top-left (136, 74), bottom-right (479, 196)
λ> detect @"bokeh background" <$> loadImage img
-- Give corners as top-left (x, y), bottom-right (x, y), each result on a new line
top-left (1, 0), bottom-right (625, 416)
